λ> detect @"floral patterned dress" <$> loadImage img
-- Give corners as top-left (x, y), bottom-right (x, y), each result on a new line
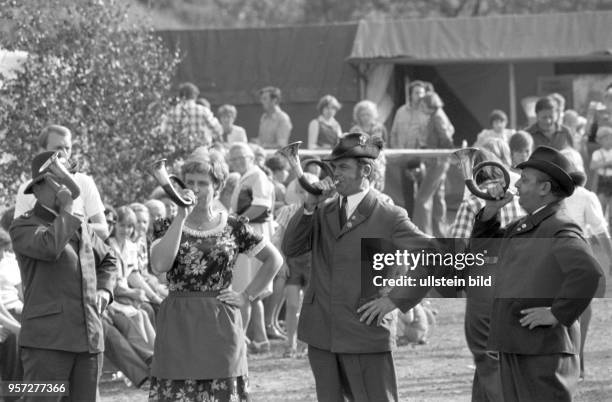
top-left (148, 211), bottom-right (265, 402)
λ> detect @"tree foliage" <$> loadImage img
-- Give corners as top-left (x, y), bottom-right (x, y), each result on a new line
top-left (137, 0), bottom-right (611, 28)
top-left (0, 0), bottom-right (182, 208)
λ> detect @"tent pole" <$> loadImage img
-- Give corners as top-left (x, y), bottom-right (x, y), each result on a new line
top-left (508, 62), bottom-right (517, 129)
top-left (359, 63), bottom-right (367, 99)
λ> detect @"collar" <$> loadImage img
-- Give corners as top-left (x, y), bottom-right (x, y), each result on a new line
top-left (529, 201), bottom-right (562, 226)
top-left (511, 201), bottom-right (561, 235)
top-left (530, 204), bottom-right (548, 216)
top-left (240, 164), bottom-right (262, 181)
top-left (33, 202), bottom-right (58, 222)
top-left (329, 188), bottom-right (377, 238)
top-left (343, 187), bottom-right (370, 219)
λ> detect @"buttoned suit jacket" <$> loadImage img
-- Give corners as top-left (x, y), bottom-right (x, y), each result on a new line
top-left (472, 201), bottom-right (602, 355)
top-left (282, 189), bottom-right (429, 354)
top-left (9, 203), bottom-right (117, 354)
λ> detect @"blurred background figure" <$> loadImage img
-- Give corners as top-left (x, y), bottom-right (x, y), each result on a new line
top-left (307, 94), bottom-right (342, 149)
top-left (474, 109), bottom-right (514, 146)
top-left (218, 104), bottom-right (248, 145)
top-left (509, 131), bottom-right (534, 171)
top-left (412, 92), bottom-right (454, 237)
top-left (257, 86), bottom-right (292, 148)
top-left (161, 82), bottom-right (222, 148)
top-left (350, 100), bottom-right (387, 142)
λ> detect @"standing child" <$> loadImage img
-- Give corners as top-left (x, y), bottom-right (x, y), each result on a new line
top-left (273, 174), bottom-right (318, 358)
top-left (474, 109), bottom-right (514, 146)
top-left (590, 126), bottom-right (612, 230)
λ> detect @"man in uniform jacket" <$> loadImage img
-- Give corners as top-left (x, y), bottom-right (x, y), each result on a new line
top-left (470, 146), bottom-right (602, 401)
top-left (9, 151), bottom-right (118, 402)
top-left (282, 133), bottom-right (430, 402)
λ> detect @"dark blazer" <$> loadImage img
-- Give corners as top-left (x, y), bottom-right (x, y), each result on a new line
top-left (9, 203), bottom-right (117, 354)
top-left (283, 189), bottom-right (429, 354)
top-left (472, 201), bottom-right (602, 355)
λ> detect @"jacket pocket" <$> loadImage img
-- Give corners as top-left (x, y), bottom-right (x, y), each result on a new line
top-left (24, 302), bottom-right (63, 319)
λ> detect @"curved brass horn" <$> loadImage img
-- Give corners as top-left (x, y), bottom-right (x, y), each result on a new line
top-left (38, 151), bottom-right (81, 199)
top-left (277, 141), bottom-right (334, 195)
top-left (147, 159), bottom-right (194, 207)
top-left (453, 147), bottom-right (510, 201)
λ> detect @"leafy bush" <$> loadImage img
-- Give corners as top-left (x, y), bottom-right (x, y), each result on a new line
top-left (0, 0), bottom-right (181, 208)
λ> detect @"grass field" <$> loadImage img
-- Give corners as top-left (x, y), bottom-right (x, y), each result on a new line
top-left (100, 298), bottom-right (612, 402)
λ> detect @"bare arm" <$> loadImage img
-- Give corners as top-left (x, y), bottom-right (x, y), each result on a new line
top-left (88, 212), bottom-right (110, 240)
top-left (150, 214), bottom-right (185, 274)
top-left (276, 116), bottom-right (292, 147)
top-left (0, 303), bottom-right (20, 334)
top-left (128, 271), bottom-right (164, 303)
top-left (244, 243), bottom-right (283, 299)
top-left (307, 119), bottom-right (320, 149)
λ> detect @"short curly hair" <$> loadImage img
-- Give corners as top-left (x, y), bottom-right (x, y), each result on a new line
top-left (317, 95), bottom-right (341, 114)
top-left (352, 100), bottom-right (379, 124)
top-left (182, 148), bottom-right (229, 192)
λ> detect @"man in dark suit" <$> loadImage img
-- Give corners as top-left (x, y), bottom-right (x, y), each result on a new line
top-left (283, 133), bottom-right (429, 402)
top-left (470, 146), bottom-right (602, 401)
top-left (359, 146), bottom-right (603, 401)
top-left (9, 151), bottom-right (117, 401)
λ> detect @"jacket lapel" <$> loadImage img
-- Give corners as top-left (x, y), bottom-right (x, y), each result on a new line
top-left (509, 201), bottom-right (560, 237)
top-left (337, 189), bottom-right (377, 239)
top-left (325, 195), bottom-right (342, 238)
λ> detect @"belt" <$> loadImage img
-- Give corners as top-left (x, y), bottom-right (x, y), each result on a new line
top-left (168, 290), bottom-right (221, 298)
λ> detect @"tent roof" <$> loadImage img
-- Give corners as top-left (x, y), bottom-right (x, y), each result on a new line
top-left (349, 11), bottom-right (612, 63)
top-left (157, 23), bottom-right (360, 105)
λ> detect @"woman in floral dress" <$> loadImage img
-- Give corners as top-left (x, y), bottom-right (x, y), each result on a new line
top-left (148, 148), bottom-right (283, 402)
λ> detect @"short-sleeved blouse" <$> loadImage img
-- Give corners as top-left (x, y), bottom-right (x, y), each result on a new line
top-left (152, 212), bottom-right (265, 292)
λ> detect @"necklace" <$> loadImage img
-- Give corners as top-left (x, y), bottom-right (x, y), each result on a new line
top-left (186, 212), bottom-right (219, 230)
top-left (183, 211), bottom-right (227, 238)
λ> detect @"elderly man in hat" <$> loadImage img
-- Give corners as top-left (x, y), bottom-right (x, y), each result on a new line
top-left (283, 133), bottom-right (429, 402)
top-left (9, 151), bottom-right (117, 402)
top-left (468, 146), bottom-right (602, 401)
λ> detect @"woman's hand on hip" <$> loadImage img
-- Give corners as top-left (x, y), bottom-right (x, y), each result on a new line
top-left (217, 288), bottom-right (248, 307)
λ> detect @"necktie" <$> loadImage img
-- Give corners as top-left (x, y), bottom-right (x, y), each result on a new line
top-left (339, 196), bottom-right (348, 228)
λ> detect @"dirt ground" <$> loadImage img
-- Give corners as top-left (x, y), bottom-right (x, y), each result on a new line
top-left (100, 298), bottom-right (612, 402)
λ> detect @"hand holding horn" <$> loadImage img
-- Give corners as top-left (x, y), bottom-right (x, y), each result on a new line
top-left (276, 141), bottom-right (335, 196)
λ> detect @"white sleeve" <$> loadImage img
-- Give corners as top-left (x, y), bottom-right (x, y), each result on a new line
top-left (590, 149), bottom-right (603, 171)
top-left (13, 182), bottom-right (35, 218)
top-left (249, 173), bottom-right (274, 208)
top-left (75, 173), bottom-right (105, 219)
top-left (237, 126), bottom-right (248, 142)
top-left (584, 191), bottom-right (608, 236)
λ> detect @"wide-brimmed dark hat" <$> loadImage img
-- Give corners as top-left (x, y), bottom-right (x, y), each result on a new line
top-left (516, 146), bottom-right (578, 197)
top-left (323, 132), bottom-right (383, 161)
top-left (23, 151), bottom-right (57, 194)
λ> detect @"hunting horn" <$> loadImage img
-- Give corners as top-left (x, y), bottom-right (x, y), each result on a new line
top-left (453, 147), bottom-right (510, 201)
top-left (147, 159), bottom-right (194, 207)
top-left (277, 141), bottom-right (334, 196)
top-left (38, 151), bottom-right (81, 199)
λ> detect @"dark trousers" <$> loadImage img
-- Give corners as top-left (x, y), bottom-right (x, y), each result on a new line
top-left (21, 347), bottom-right (102, 402)
top-left (307, 345), bottom-right (398, 402)
top-left (464, 299), bottom-right (501, 402)
top-left (0, 309), bottom-right (23, 392)
top-left (400, 159), bottom-right (422, 217)
top-left (102, 316), bottom-right (150, 388)
top-left (499, 352), bottom-right (579, 402)
top-left (413, 159), bottom-right (449, 237)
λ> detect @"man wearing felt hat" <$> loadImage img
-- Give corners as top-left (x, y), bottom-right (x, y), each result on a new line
top-left (9, 151), bottom-right (118, 401)
top-left (468, 145), bottom-right (603, 401)
top-left (283, 132), bottom-right (430, 401)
